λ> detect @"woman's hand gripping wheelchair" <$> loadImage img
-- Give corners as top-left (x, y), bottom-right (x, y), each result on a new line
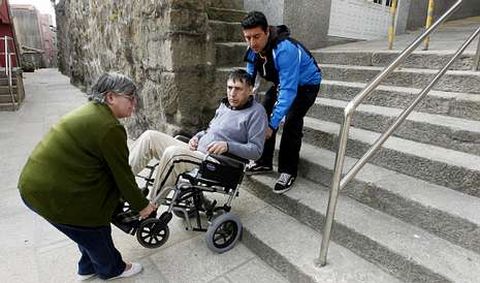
top-left (112, 141), bottom-right (247, 253)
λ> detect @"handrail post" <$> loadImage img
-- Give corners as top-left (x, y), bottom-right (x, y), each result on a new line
top-left (317, 111), bottom-right (353, 266)
top-left (388, 0), bottom-right (398, 50)
top-left (4, 36), bottom-right (16, 110)
top-left (423, 0), bottom-right (435, 50)
top-left (3, 36), bottom-right (7, 76)
top-left (473, 35), bottom-right (480, 71)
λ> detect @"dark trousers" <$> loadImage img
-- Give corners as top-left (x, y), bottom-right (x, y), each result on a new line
top-left (258, 84), bottom-right (319, 176)
top-left (21, 196), bottom-right (126, 280)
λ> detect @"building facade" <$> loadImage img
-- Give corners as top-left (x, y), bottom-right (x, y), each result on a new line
top-left (244, 0), bottom-right (480, 48)
top-left (11, 4), bottom-right (57, 69)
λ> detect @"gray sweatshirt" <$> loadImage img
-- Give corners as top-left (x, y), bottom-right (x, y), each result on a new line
top-left (195, 98), bottom-right (267, 160)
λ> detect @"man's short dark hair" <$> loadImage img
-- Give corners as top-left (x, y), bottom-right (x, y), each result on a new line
top-left (228, 69), bottom-right (254, 87)
top-left (241, 11), bottom-right (268, 31)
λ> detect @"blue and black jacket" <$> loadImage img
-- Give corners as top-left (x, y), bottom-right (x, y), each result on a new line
top-left (244, 25), bottom-right (322, 130)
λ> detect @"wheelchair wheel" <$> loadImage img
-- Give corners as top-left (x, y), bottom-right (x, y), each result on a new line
top-left (136, 218), bottom-right (169, 249)
top-left (205, 212), bottom-right (242, 253)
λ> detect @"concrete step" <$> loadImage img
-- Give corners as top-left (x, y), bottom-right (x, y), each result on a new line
top-left (301, 118), bottom-right (480, 196)
top-left (0, 77), bottom-right (17, 86)
top-left (0, 93), bottom-right (20, 104)
top-left (210, 0), bottom-right (244, 10)
top-left (207, 7), bottom-right (246, 22)
top-left (308, 97), bottom-right (480, 155)
top-left (320, 80), bottom-right (480, 121)
top-left (215, 42), bottom-right (246, 67)
top-left (0, 85), bottom-right (18, 98)
top-left (239, 190), bottom-right (402, 283)
top-left (313, 50), bottom-right (477, 70)
top-left (289, 144), bottom-right (480, 255)
top-left (0, 85), bottom-right (17, 96)
top-left (243, 174), bottom-right (480, 282)
top-left (320, 64), bottom-right (480, 94)
top-left (209, 20), bottom-right (244, 42)
top-left (0, 102), bottom-right (18, 111)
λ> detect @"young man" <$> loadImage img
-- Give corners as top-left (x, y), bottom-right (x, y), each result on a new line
top-left (129, 69), bottom-right (268, 198)
top-left (241, 11), bottom-right (322, 194)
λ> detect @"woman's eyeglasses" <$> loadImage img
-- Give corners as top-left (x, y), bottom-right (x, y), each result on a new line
top-left (115, 93), bottom-right (137, 102)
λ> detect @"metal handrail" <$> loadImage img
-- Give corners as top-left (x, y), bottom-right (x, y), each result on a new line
top-left (2, 36), bottom-right (16, 110)
top-left (317, 0), bottom-right (469, 266)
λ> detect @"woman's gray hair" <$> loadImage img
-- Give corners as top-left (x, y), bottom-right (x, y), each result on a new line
top-left (87, 72), bottom-right (137, 104)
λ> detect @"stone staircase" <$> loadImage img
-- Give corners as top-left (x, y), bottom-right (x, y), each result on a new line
top-left (0, 68), bottom-right (24, 111)
top-left (208, 1), bottom-right (480, 282)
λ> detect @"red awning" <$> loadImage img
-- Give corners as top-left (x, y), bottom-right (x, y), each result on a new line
top-left (0, 0), bottom-right (11, 24)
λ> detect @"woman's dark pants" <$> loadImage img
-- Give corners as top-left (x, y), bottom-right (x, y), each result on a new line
top-left (22, 196), bottom-right (126, 280)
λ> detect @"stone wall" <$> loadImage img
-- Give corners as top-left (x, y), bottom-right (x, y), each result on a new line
top-left (56, 0), bottom-right (216, 137)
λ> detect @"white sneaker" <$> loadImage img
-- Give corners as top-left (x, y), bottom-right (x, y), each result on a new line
top-left (108, 262), bottom-right (143, 280)
top-left (76, 273), bottom-right (96, 281)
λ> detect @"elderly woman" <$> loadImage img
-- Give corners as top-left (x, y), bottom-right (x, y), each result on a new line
top-left (18, 72), bottom-right (156, 281)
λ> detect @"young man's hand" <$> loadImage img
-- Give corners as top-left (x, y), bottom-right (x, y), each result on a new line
top-left (265, 127), bottom-right (274, 139)
top-left (207, 141), bottom-right (228, 155)
top-left (188, 136), bottom-right (199, 151)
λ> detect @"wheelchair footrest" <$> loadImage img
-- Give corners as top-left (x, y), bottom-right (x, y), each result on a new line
top-left (159, 211), bottom-right (173, 225)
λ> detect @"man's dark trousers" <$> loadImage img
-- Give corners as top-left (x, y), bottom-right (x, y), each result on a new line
top-left (258, 84), bottom-right (319, 176)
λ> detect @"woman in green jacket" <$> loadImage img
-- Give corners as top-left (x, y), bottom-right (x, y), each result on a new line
top-left (18, 72), bottom-right (156, 281)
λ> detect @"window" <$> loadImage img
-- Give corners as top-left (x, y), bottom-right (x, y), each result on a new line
top-left (372, 0), bottom-right (393, 7)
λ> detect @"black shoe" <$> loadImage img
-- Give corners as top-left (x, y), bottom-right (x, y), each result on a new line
top-left (245, 162), bottom-right (273, 175)
top-left (273, 173), bottom-right (295, 194)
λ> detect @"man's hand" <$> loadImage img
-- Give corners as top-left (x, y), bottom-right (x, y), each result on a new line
top-left (207, 141), bottom-right (228, 155)
top-left (265, 127), bottom-right (274, 139)
top-left (139, 202), bottom-right (157, 219)
top-left (188, 136), bottom-right (199, 151)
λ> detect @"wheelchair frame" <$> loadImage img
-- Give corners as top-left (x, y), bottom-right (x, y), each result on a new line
top-left (120, 153), bottom-right (246, 253)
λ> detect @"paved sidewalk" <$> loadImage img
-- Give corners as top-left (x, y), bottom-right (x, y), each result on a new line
top-left (0, 69), bottom-right (287, 283)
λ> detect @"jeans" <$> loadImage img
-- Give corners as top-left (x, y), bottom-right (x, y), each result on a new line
top-left (21, 195), bottom-right (126, 279)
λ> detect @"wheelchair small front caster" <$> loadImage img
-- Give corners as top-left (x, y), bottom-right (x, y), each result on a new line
top-left (205, 212), bottom-right (242, 253)
top-left (136, 218), bottom-right (169, 248)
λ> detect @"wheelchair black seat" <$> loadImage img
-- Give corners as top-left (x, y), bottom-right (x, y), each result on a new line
top-left (197, 153), bottom-right (246, 190)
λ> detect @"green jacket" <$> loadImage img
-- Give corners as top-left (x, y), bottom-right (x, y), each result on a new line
top-left (18, 102), bottom-right (148, 227)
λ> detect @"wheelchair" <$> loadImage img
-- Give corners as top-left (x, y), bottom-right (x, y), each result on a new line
top-left (112, 150), bottom-right (247, 254)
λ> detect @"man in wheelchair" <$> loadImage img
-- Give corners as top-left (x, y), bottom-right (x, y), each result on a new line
top-left (129, 69), bottom-right (267, 199)
top-left (118, 69), bottom-right (268, 252)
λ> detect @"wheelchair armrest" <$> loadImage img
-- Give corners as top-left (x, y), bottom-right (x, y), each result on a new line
top-left (174, 135), bottom-right (191, 144)
top-left (207, 153), bottom-right (247, 170)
